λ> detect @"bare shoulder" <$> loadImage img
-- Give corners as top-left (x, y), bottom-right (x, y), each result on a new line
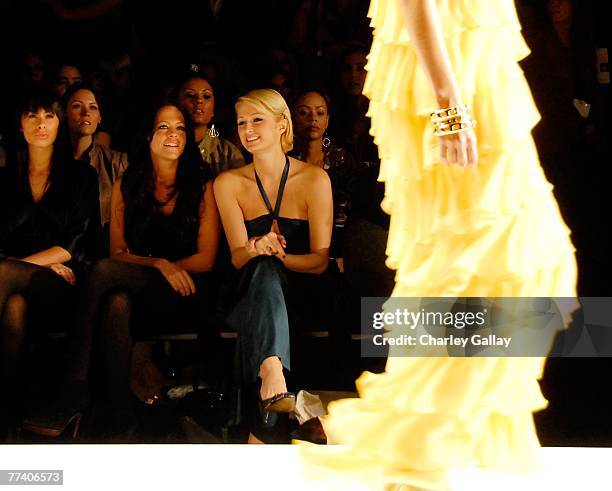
top-left (214, 164), bottom-right (252, 192)
top-left (289, 157), bottom-right (330, 186)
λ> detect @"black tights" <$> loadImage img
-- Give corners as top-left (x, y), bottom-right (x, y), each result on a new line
top-left (0, 259), bottom-right (73, 417)
top-left (68, 259), bottom-right (208, 410)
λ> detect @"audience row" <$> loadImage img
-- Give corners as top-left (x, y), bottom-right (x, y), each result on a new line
top-left (0, 84), bottom-right (391, 443)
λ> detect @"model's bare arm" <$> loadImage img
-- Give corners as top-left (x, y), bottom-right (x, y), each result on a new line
top-left (397, 0), bottom-right (478, 166)
top-left (398, 0), bottom-right (460, 106)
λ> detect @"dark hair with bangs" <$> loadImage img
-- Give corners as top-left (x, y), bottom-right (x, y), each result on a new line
top-left (14, 87), bottom-right (68, 186)
top-left (16, 86), bottom-right (64, 122)
top-left (121, 99), bottom-right (209, 254)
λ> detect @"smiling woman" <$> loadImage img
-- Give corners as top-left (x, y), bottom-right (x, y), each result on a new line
top-left (23, 101), bottom-right (221, 440)
top-left (214, 89), bottom-right (335, 444)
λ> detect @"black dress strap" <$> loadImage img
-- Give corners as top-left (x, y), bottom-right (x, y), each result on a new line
top-left (254, 156), bottom-right (290, 219)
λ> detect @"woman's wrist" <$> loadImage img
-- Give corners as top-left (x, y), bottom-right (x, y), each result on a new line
top-left (246, 237), bottom-right (259, 258)
top-left (434, 85), bottom-right (463, 109)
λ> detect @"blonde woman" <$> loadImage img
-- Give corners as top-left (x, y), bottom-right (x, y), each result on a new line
top-left (214, 89), bottom-right (333, 443)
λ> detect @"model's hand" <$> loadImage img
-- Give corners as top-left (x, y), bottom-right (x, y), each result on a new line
top-left (155, 259), bottom-right (196, 296)
top-left (247, 232), bottom-right (287, 258)
top-left (438, 127), bottom-right (478, 167)
top-left (48, 263), bottom-right (76, 285)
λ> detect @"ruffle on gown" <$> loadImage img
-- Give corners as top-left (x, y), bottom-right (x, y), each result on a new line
top-left (304, 358), bottom-right (547, 490)
top-left (299, 0), bottom-right (577, 489)
top-left (365, 0), bottom-right (575, 292)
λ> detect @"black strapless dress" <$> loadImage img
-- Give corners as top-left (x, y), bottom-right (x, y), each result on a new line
top-left (244, 215), bottom-right (310, 256)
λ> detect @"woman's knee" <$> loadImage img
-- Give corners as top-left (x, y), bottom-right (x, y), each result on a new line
top-left (248, 256), bottom-right (285, 281)
top-left (2, 294), bottom-right (27, 334)
top-left (104, 290), bottom-right (132, 318)
top-left (0, 259), bottom-right (9, 278)
top-left (241, 257), bottom-right (288, 302)
top-left (0, 259), bottom-right (29, 284)
top-left (90, 258), bottom-right (122, 280)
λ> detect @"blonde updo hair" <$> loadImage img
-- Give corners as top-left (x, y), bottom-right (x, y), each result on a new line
top-left (235, 88), bottom-right (293, 153)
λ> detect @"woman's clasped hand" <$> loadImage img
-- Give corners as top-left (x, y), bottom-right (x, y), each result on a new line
top-left (246, 232), bottom-right (287, 258)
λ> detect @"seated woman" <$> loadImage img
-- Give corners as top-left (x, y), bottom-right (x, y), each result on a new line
top-left (24, 101), bottom-right (220, 438)
top-left (176, 67), bottom-right (245, 178)
top-left (214, 89), bottom-right (333, 444)
top-left (0, 88), bottom-right (100, 440)
top-left (290, 88), bottom-right (356, 268)
top-left (62, 83), bottom-right (128, 243)
top-left (331, 44), bottom-right (395, 303)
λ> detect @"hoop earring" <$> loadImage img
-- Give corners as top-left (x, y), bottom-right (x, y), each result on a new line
top-left (208, 123), bottom-right (219, 138)
top-left (322, 132), bottom-right (331, 151)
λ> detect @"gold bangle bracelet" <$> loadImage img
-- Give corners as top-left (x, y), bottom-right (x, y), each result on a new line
top-left (434, 115), bottom-right (467, 125)
top-left (434, 119), bottom-right (477, 136)
top-left (430, 104), bottom-right (471, 122)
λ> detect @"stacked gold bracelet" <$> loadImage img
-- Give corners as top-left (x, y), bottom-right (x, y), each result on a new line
top-left (430, 104), bottom-right (477, 136)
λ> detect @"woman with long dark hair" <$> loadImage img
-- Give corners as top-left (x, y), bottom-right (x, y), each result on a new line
top-left (0, 88), bottom-right (100, 441)
top-left (62, 83), bottom-right (128, 231)
top-left (24, 101), bottom-right (220, 439)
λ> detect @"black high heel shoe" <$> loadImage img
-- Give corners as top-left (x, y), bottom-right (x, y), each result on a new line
top-left (256, 377), bottom-right (295, 414)
top-left (257, 367), bottom-right (296, 425)
top-left (259, 383), bottom-right (296, 425)
top-left (261, 392), bottom-right (296, 414)
top-left (260, 393), bottom-right (296, 426)
top-left (22, 412), bottom-right (82, 439)
top-left (22, 382), bottom-right (87, 439)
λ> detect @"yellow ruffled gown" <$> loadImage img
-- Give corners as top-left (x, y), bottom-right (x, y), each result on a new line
top-left (301, 0), bottom-right (577, 489)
